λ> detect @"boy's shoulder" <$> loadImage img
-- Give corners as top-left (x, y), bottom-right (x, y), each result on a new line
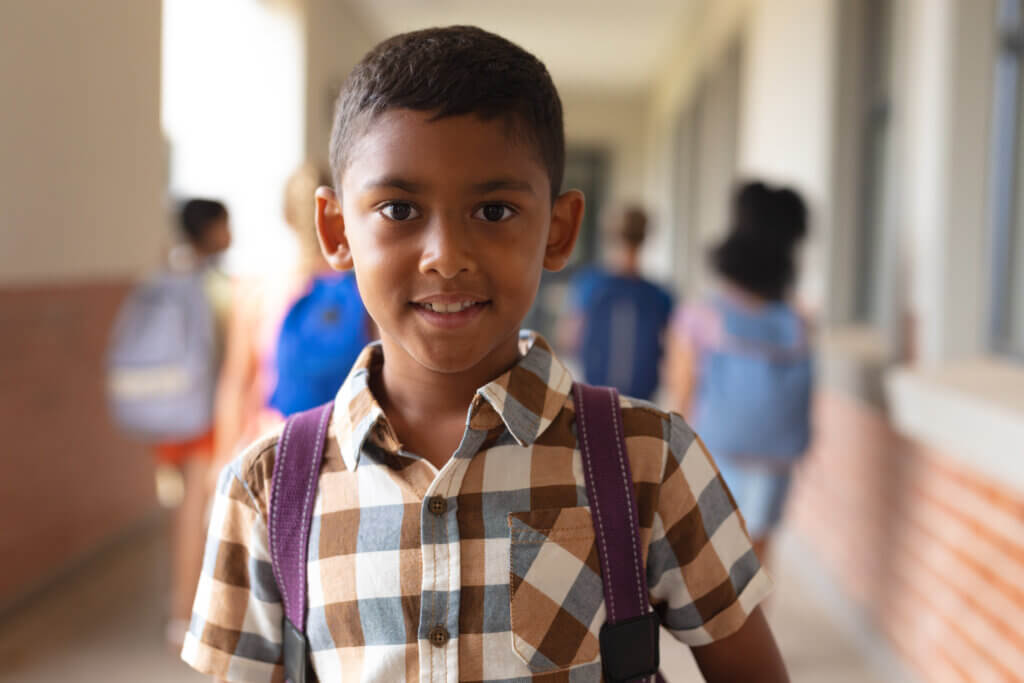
top-left (218, 426), bottom-right (287, 522)
top-left (614, 394), bottom-right (698, 461)
top-left (540, 389), bottom-right (699, 469)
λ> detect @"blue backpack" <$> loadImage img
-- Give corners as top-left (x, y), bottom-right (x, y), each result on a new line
top-left (268, 273), bottom-right (370, 417)
top-left (693, 297), bottom-right (813, 462)
top-left (106, 270), bottom-right (217, 441)
top-left (579, 274), bottom-right (673, 401)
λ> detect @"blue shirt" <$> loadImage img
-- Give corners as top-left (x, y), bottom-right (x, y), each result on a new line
top-left (569, 267), bottom-right (674, 400)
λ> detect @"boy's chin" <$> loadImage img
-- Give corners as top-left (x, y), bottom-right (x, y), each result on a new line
top-left (410, 344), bottom-right (497, 375)
top-left (402, 334), bottom-right (521, 378)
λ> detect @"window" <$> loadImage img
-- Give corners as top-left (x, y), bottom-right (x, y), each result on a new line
top-left (671, 101), bottom-right (699, 295)
top-left (990, 0), bottom-right (1024, 356)
top-left (854, 0), bottom-right (895, 324)
top-left (563, 148), bottom-right (609, 268)
top-left (671, 44), bottom-right (742, 297)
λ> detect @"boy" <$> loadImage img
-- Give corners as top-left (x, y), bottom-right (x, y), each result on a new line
top-left (560, 205), bottom-right (674, 400)
top-left (182, 26), bottom-right (787, 682)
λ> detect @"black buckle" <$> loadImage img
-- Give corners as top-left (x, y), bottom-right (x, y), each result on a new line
top-left (283, 618), bottom-right (314, 683)
top-left (599, 612), bottom-right (660, 682)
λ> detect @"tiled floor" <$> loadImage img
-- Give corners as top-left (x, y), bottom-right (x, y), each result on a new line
top-left (0, 519), bottom-right (887, 682)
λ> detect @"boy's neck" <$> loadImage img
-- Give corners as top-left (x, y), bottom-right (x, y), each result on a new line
top-left (370, 331), bottom-right (523, 462)
top-left (606, 245), bottom-right (640, 277)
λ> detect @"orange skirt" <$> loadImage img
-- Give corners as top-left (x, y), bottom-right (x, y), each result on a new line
top-left (154, 429), bottom-right (216, 467)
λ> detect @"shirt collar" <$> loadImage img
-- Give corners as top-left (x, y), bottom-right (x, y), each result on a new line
top-left (331, 342), bottom-right (396, 472)
top-left (473, 331), bottom-right (575, 447)
top-left (331, 332), bottom-right (574, 471)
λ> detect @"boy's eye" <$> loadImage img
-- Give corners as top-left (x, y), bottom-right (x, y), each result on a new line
top-left (380, 202), bottom-right (420, 221)
top-left (473, 203), bottom-right (516, 222)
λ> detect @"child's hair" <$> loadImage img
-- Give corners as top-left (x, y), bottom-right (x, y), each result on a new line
top-left (284, 162), bottom-right (331, 267)
top-left (711, 181), bottom-right (808, 301)
top-left (179, 198), bottom-right (228, 246)
top-left (329, 25), bottom-right (564, 201)
top-left (605, 205), bottom-right (649, 248)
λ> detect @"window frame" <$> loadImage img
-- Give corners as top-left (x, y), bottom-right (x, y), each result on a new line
top-left (989, 0), bottom-right (1024, 357)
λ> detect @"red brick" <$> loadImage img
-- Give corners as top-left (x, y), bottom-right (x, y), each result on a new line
top-left (0, 280), bottom-right (157, 606)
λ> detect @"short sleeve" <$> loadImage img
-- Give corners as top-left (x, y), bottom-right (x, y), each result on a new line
top-left (181, 455), bottom-right (285, 683)
top-left (645, 413), bottom-right (772, 646)
top-left (671, 301), bottom-right (720, 353)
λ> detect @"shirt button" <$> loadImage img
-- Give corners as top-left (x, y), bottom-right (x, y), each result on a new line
top-left (428, 625), bottom-right (450, 647)
top-left (427, 496), bottom-right (447, 516)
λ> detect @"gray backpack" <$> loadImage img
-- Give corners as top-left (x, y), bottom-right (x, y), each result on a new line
top-left (106, 270), bottom-right (217, 441)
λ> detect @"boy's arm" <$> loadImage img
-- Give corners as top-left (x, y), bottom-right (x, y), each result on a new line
top-left (663, 329), bottom-right (698, 418)
top-left (691, 607), bottom-right (789, 682)
top-left (183, 450), bottom-right (285, 682)
top-left (212, 288), bottom-right (259, 471)
top-left (648, 414), bottom-right (784, 676)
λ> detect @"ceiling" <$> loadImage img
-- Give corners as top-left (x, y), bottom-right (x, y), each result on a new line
top-left (345, 0), bottom-right (701, 94)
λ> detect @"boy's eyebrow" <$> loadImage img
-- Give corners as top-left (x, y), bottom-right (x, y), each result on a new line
top-left (361, 176), bottom-right (537, 196)
top-left (362, 176), bottom-right (425, 193)
top-left (471, 178), bottom-right (536, 196)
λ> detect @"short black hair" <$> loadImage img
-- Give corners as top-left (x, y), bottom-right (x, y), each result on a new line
top-left (329, 26), bottom-right (565, 201)
top-left (711, 181), bottom-right (808, 301)
top-left (179, 198), bottom-right (227, 245)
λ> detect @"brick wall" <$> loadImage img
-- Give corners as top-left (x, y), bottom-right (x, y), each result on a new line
top-left (0, 281), bottom-right (157, 607)
top-left (789, 390), bottom-right (1024, 681)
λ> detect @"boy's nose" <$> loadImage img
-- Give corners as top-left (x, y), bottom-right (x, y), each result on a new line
top-left (418, 216), bottom-right (478, 279)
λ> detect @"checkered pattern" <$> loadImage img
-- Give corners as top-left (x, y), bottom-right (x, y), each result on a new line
top-left (508, 506), bottom-right (603, 673)
top-left (182, 332), bottom-right (772, 682)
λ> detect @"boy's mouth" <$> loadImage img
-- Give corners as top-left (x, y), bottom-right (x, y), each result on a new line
top-left (416, 300), bottom-right (484, 313)
top-left (411, 294), bottom-right (490, 327)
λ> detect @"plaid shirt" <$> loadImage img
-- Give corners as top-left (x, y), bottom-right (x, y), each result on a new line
top-left (182, 333), bottom-right (771, 682)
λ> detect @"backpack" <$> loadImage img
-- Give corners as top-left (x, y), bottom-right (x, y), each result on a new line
top-left (268, 273), bottom-right (370, 417)
top-left (693, 297), bottom-right (813, 462)
top-left (580, 275), bottom-right (672, 401)
top-left (268, 384), bottom-right (665, 683)
top-left (106, 270), bottom-right (216, 442)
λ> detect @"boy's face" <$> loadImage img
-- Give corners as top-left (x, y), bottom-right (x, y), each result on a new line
top-left (316, 109), bottom-right (583, 376)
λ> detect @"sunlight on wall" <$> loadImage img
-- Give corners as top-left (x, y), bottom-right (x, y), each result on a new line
top-left (162, 0), bottom-right (305, 275)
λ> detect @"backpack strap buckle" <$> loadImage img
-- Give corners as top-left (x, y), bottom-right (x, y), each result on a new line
top-left (283, 617), bottom-right (313, 683)
top-left (599, 612), bottom-right (661, 682)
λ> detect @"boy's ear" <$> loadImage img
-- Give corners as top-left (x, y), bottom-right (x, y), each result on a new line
top-left (315, 186), bottom-right (353, 271)
top-left (544, 189), bottom-right (585, 271)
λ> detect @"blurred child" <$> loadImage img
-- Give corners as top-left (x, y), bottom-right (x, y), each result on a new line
top-left (184, 27), bottom-right (787, 682)
top-left (155, 199), bottom-right (231, 647)
top-left (666, 181), bottom-right (813, 563)
top-left (560, 205), bottom-right (673, 399)
top-left (212, 163), bottom-right (372, 472)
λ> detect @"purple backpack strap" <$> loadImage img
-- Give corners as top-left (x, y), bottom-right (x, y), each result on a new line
top-left (573, 383), bottom-right (664, 683)
top-left (269, 401), bottom-right (333, 683)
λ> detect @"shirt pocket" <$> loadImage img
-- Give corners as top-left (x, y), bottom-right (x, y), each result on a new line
top-left (507, 506), bottom-right (604, 673)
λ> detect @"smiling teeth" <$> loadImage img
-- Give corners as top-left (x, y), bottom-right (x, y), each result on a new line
top-left (422, 301), bottom-right (477, 313)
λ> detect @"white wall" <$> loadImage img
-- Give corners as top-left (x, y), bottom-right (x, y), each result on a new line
top-left (644, 0), bottom-right (749, 285)
top-left (0, 0), bottom-right (165, 284)
top-left (561, 89), bottom-right (649, 206)
top-left (643, 0), bottom-right (1001, 365)
top-left (644, 0), bottom-right (838, 308)
top-left (737, 0), bottom-right (838, 310)
top-left (303, 0), bottom-right (375, 170)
